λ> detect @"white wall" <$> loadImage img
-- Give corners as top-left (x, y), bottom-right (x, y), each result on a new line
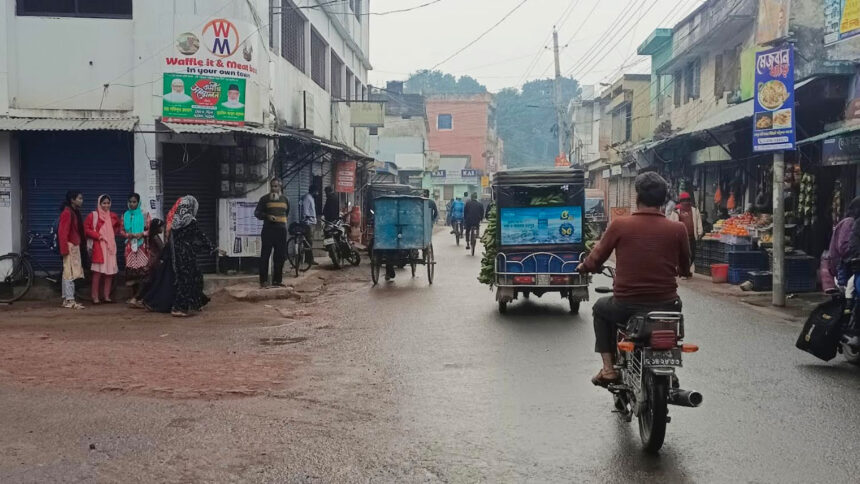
top-left (0, 132), bottom-right (21, 254)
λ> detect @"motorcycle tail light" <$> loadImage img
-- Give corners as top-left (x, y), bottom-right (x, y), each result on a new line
top-left (681, 343), bottom-right (699, 353)
top-left (513, 276), bottom-right (535, 284)
top-left (649, 330), bottom-right (677, 350)
top-left (617, 341), bottom-right (635, 352)
top-left (550, 276), bottom-right (569, 284)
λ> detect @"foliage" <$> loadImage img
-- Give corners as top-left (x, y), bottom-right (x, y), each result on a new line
top-left (403, 70), bottom-right (488, 95)
top-left (478, 204), bottom-right (498, 286)
top-left (495, 77), bottom-right (580, 169)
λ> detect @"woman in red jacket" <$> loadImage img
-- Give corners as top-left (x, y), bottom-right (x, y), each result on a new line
top-left (84, 194), bottom-right (121, 304)
top-left (58, 190), bottom-right (86, 309)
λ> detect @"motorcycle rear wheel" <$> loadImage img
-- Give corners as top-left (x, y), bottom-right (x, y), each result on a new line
top-left (638, 373), bottom-right (669, 453)
top-left (328, 246), bottom-right (342, 269)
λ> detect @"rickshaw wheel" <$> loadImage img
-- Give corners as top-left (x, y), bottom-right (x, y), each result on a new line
top-left (425, 244), bottom-right (435, 284)
top-left (370, 253), bottom-right (380, 286)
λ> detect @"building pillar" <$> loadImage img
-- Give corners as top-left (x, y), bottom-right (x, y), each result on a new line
top-left (0, 132), bottom-right (21, 254)
top-left (134, 124), bottom-right (162, 218)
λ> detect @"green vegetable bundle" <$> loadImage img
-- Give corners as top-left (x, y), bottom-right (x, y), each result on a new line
top-left (478, 204), bottom-right (499, 286)
top-left (529, 194), bottom-right (565, 206)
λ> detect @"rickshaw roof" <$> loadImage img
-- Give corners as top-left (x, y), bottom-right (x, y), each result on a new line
top-left (491, 167), bottom-right (585, 187)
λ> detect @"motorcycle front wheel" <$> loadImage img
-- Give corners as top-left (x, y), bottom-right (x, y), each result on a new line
top-left (638, 373), bottom-right (669, 453)
top-left (328, 246), bottom-right (342, 269)
top-left (346, 249), bottom-right (361, 267)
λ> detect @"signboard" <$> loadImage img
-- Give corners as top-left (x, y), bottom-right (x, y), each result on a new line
top-left (825, 0), bottom-right (860, 45)
top-left (221, 199), bottom-right (262, 257)
top-left (335, 161), bottom-right (357, 193)
top-left (499, 206), bottom-right (583, 246)
top-left (461, 169), bottom-right (480, 177)
top-left (481, 176), bottom-right (490, 188)
top-left (602, 169), bottom-right (610, 179)
top-left (164, 18), bottom-right (260, 125)
top-left (753, 45), bottom-right (796, 152)
top-left (162, 74), bottom-right (246, 125)
top-left (430, 170), bottom-right (447, 178)
top-left (822, 133), bottom-right (860, 165)
top-left (756, 0), bottom-right (790, 44)
top-left (407, 175), bottom-right (423, 188)
top-left (350, 102), bottom-right (385, 127)
top-left (610, 165), bottom-right (622, 176)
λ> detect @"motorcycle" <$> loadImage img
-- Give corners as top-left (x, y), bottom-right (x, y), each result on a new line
top-left (323, 215), bottom-right (361, 269)
top-left (820, 279), bottom-right (860, 365)
top-left (595, 268), bottom-right (703, 453)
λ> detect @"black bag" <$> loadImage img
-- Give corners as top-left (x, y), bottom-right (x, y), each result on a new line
top-left (796, 298), bottom-right (847, 361)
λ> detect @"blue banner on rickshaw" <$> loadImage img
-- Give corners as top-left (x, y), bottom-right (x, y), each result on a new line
top-left (500, 206), bottom-right (583, 246)
top-left (753, 44), bottom-right (796, 152)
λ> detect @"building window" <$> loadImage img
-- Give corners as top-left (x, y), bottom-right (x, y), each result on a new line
top-left (673, 71), bottom-right (682, 108)
top-left (346, 69), bottom-right (354, 101)
top-left (362, 85), bottom-right (367, 101)
top-left (17, 0), bottom-right (132, 18)
top-left (624, 104), bottom-right (632, 141)
top-left (355, 79), bottom-right (362, 101)
top-left (282, 1), bottom-right (306, 72)
top-left (684, 58), bottom-right (700, 103)
top-left (331, 53), bottom-right (344, 99)
top-left (310, 29), bottom-right (327, 90)
top-left (437, 114), bottom-right (453, 130)
top-left (349, 0), bottom-right (362, 21)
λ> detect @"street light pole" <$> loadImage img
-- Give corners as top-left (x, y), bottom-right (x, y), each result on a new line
top-left (772, 151), bottom-right (785, 306)
top-left (553, 28), bottom-right (565, 161)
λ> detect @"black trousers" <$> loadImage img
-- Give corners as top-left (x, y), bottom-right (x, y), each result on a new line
top-left (592, 296), bottom-right (682, 353)
top-left (260, 224), bottom-right (287, 285)
top-left (689, 237), bottom-right (697, 266)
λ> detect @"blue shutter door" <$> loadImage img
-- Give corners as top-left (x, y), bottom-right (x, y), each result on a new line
top-left (22, 132), bottom-right (134, 273)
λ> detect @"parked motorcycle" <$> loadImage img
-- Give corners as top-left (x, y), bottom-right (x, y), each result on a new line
top-left (595, 268), bottom-right (703, 453)
top-left (323, 216), bottom-right (361, 269)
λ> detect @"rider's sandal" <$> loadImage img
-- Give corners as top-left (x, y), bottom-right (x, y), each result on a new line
top-left (591, 369), bottom-right (620, 387)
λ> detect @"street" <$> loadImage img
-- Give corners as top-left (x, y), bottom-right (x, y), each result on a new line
top-left (1, 231), bottom-right (859, 483)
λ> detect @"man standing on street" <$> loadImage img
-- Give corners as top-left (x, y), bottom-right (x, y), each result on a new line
top-left (255, 178), bottom-right (289, 288)
top-left (668, 192), bottom-right (703, 266)
top-left (323, 186), bottom-right (340, 222)
top-left (423, 189), bottom-right (439, 224)
top-left (301, 186), bottom-right (319, 265)
top-left (464, 192), bottom-right (484, 250)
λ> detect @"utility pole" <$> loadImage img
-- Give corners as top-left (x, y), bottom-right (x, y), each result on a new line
top-left (552, 28), bottom-right (565, 162)
top-left (772, 152), bottom-right (785, 306)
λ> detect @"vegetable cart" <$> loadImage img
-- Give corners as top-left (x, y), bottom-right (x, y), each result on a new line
top-left (490, 168), bottom-right (589, 314)
top-left (369, 195), bottom-right (435, 286)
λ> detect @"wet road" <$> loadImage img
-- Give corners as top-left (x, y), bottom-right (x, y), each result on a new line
top-left (351, 231), bottom-right (860, 482)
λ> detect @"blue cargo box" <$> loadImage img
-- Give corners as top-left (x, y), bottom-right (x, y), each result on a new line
top-left (372, 196), bottom-right (433, 250)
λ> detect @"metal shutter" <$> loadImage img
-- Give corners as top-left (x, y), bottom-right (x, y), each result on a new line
top-left (21, 132), bottom-right (134, 273)
top-left (162, 143), bottom-right (221, 273)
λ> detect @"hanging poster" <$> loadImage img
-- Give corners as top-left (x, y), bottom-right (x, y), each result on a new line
top-left (219, 199), bottom-right (262, 257)
top-left (335, 161), bottom-right (357, 193)
top-left (753, 45), bottom-right (796, 152)
top-left (825, 0), bottom-right (860, 45)
top-left (162, 74), bottom-right (246, 126)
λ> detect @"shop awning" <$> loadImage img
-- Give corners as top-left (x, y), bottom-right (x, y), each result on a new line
top-left (0, 116), bottom-right (138, 131)
top-left (796, 123), bottom-right (860, 146)
top-left (161, 122), bottom-right (282, 137)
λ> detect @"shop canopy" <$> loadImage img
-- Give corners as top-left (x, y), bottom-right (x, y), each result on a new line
top-left (0, 116), bottom-right (138, 131)
top-left (795, 123), bottom-right (860, 146)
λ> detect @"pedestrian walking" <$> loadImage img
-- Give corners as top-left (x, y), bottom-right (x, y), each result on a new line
top-left (84, 194), bottom-right (121, 304)
top-left (668, 192), bottom-right (703, 266)
top-left (122, 193), bottom-right (152, 305)
top-left (142, 196), bottom-right (223, 317)
top-left (58, 190), bottom-right (86, 310)
top-left (255, 178), bottom-right (290, 288)
top-left (129, 218), bottom-right (164, 308)
top-left (301, 187), bottom-right (318, 265)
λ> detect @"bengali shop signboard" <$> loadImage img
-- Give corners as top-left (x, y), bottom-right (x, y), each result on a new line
top-left (752, 45), bottom-right (796, 152)
top-left (335, 161), bottom-right (357, 193)
top-left (163, 18), bottom-right (260, 126)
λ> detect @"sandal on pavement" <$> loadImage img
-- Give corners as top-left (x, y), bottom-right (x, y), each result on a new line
top-left (171, 310), bottom-right (190, 318)
top-left (591, 368), bottom-right (620, 387)
top-left (68, 302), bottom-right (85, 310)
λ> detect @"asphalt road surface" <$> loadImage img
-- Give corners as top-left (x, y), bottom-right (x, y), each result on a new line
top-left (1, 231), bottom-right (859, 483)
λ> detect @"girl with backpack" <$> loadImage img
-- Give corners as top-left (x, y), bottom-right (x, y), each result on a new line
top-left (58, 190), bottom-right (86, 310)
top-left (84, 194), bottom-right (121, 304)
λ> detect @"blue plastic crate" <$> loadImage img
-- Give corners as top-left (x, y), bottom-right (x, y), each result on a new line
top-left (786, 276), bottom-right (816, 293)
top-left (725, 243), bottom-right (753, 253)
top-left (747, 271), bottom-right (773, 291)
top-left (728, 268), bottom-right (751, 285)
top-left (728, 251), bottom-right (767, 270)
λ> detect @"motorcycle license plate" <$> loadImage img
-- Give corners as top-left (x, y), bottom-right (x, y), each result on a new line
top-left (536, 274), bottom-right (550, 286)
top-left (323, 238), bottom-right (335, 246)
top-left (642, 348), bottom-right (682, 367)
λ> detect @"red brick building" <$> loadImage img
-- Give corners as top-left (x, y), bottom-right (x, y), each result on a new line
top-left (425, 93), bottom-right (501, 173)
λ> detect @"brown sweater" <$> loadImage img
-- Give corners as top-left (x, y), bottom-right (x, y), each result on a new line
top-left (582, 210), bottom-right (692, 302)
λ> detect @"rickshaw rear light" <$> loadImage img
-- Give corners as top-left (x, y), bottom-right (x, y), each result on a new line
top-left (512, 276), bottom-right (535, 284)
top-left (550, 276), bottom-right (569, 284)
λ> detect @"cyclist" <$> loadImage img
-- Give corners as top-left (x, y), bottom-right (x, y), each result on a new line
top-left (463, 192), bottom-right (484, 251)
top-left (450, 196), bottom-right (465, 240)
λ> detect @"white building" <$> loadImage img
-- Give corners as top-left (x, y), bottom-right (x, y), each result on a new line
top-left (0, 0), bottom-right (374, 271)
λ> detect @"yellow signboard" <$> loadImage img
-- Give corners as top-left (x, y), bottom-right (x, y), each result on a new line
top-left (349, 102), bottom-right (385, 128)
top-left (481, 175), bottom-right (490, 187)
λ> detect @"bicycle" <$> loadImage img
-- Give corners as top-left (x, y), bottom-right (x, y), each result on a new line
top-left (465, 225), bottom-right (479, 256)
top-left (451, 219), bottom-right (463, 246)
top-left (286, 218), bottom-right (314, 277)
top-left (0, 231), bottom-right (89, 304)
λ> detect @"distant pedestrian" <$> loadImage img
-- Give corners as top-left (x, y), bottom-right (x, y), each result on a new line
top-left (668, 192), bottom-right (703, 265)
top-left (301, 187), bottom-right (318, 265)
top-left (464, 192), bottom-right (484, 250)
top-left (84, 194), bottom-right (121, 304)
top-left (323, 186), bottom-right (341, 222)
top-left (423, 189), bottom-right (438, 224)
top-left (122, 193), bottom-right (152, 306)
top-left (58, 190), bottom-right (86, 310)
top-left (445, 198), bottom-right (453, 227)
top-left (255, 178), bottom-right (290, 288)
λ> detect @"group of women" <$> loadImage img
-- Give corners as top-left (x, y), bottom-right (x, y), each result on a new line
top-left (57, 192), bottom-right (221, 317)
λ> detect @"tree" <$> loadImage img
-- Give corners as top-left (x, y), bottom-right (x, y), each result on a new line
top-left (495, 77), bottom-right (580, 169)
top-left (404, 70), bottom-right (488, 95)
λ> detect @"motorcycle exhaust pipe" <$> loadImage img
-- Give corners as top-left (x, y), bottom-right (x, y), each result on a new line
top-left (668, 389), bottom-right (703, 407)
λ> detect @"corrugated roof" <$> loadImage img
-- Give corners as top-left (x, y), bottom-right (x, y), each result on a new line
top-left (796, 123), bottom-right (860, 146)
top-left (161, 122), bottom-right (281, 137)
top-left (0, 116), bottom-right (138, 131)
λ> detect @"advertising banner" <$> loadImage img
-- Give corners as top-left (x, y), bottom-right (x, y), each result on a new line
top-left (220, 199), bottom-right (262, 257)
top-left (825, 0), bottom-right (860, 45)
top-left (335, 161), bottom-right (357, 193)
top-left (499, 206), bottom-right (583, 246)
top-left (162, 74), bottom-right (246, 125)
top-left (349, 102), bottom-right (385, 127)
top-left (822, 133), bottom-right (860, 166)
top-left (753, 45), bottom-right (795, 152)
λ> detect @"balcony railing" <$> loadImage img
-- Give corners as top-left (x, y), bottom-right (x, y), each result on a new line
top-left (671, 0), bottom-right (755, 61)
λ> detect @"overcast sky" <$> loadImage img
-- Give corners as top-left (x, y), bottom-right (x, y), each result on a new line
top-left (368, 0), bottom-right (706, 92)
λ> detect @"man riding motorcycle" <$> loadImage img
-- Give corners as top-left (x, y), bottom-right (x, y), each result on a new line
top-left (578, 172), bottom-right (692, 386)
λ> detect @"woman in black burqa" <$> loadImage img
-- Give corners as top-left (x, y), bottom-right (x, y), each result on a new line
top-left (143, 196), bottom-right (220, 317)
